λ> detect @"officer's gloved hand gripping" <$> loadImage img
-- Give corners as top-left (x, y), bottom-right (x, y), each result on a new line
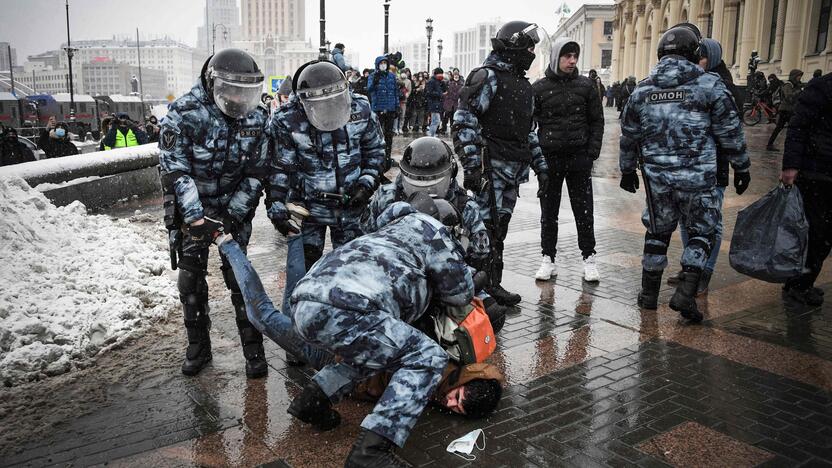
top-left (619, 172), bottom-right (639, 193)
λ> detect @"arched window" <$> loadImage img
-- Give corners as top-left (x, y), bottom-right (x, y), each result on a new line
top-left (681, 9), bottom-right (688, 22)
top-left (817, 0), bottom-right (832, 53)
top-left (768, 0), bottom-right (780, 60)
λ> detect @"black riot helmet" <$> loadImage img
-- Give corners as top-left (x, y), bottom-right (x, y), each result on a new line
top-left (657, 26), bottom-right (701, 63)
top-left (201, 48), bottom-right (264, 119)
top-left (400, 136), bottom-right (457, 198)
top-left (407, 191), bottom-right (469, 251)
top-left (492, 21), bottom-right (541, 72)
top-left (672, 22), bottom-right (703, 40)
top-left (292, 60), bottom-right (352, 131)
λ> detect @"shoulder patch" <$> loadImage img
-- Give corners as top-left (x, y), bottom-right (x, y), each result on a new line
top-left (239, 128), bottom-right (262, 138)
top-left (349, 111), bottom-right (364, 122)
top-left (647, 89), bottom-right (687, 104)
top-left (160, 130), bottom-right (177, 151)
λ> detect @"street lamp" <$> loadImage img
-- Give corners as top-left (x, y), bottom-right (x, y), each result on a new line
top-left (212, 23), bottom-right (229, 55)
top-left (425, 18), bottom-right (433, 72)
top-left (383, 0), bottom-right (391, 54)
top-left (319, 0), bottom-right (327, 60)
top-left (437, 39), bottom-right (443, 68)
top-left (64, 0), bottom-right (76, 121)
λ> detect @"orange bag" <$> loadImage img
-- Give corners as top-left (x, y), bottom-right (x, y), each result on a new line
top-left (434, 297), bottom-right (496, 364)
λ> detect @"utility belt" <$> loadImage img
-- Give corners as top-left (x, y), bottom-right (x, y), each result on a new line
top-left (310, 189), bottom-right (352, 207)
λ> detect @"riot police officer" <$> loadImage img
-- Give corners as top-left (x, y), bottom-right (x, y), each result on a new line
top-left (619, 26), bottom-right (750, 322)
top-left (158, 48), bottom-right (271, 378)
top-left (452, 21), bottom-right (550, 307)
top-left (266, 60), bottom-right (386, 268)
top-left (361, 137), bottom-right (509, 331)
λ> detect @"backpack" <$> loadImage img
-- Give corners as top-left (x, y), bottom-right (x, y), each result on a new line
top-left (434, 298), bottom-right (496, 364)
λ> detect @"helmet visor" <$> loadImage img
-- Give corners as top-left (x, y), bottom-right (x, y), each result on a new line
top-left (401, 166), bottom-right (452, 198)
top-left (510, 24), bottom-right (541, 49)
top-left (213, 77), bottom-right (262, 119)
top-left (299, 80), bottom-right (351, 131)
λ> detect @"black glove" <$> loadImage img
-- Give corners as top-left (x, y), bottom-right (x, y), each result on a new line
top-left (463, 168), bottom-right (483, 193)
top-left (734, 171), bottom-right (751, 195)
top-left (537, 172), bottom-right (550, 198)
top-left (184, 216), bottom-right (224, 243)
top-left (620, 172), bottom-right (640, 193)
top-left (271, 215), bottom-right (294, 236)
top-left (348, 184), bottom-right (373, 210)
top-left (222, 214), bottom-right (241, 235)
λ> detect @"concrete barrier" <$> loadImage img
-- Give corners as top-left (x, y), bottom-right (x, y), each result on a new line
top-left (0, 144), bottom-right (161, 209)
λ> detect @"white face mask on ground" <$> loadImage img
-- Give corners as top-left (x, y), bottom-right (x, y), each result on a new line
top-left (446, 429), bottom-right (485, 461)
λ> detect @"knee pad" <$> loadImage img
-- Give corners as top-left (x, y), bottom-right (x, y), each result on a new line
top-left (643, 231), bottom-right (672, 256)
top-left (687, 237), bottom-right (712, 257)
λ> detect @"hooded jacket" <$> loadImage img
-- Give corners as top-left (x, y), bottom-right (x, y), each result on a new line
top-left (38, 128), bottom-right (79, 159)
top-left (779, 69), bottom-right (804, 113)
top-left (330, 47), bottom-right (348, 72)
top-left (620, 56), bottom-right (749, 191)
top-left (367, 56), bottom-right (400, 112)
top-left (532, 38), bottom-right (604, 168)
top-left (783, 73), bottom-right (832, 178)
top-left (699, 38), bottom-right (741, 186)
top-left (352, 362), bottom-right (504, 403)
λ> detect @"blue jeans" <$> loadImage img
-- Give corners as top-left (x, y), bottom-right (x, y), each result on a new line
top-left (428, 112), bottom-right (441, 136)
top-left (679, 186), bottom-right (725, 273)
top-left (218, 235), bottom-right (332, 369)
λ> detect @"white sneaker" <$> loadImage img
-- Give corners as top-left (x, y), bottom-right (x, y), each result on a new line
top-left (534, 256), bottom-right (557, 280)
top-left (583, 254), bottom-right (600, 282)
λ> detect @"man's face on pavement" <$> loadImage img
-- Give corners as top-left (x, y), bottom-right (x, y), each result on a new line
top-left (559, 53), bottom-right (578, 74)
top-left (442, 385), bottom-right (466, 414)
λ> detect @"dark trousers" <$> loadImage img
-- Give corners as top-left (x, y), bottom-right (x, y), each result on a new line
top-left (377, 111), bottom-right (396, 167)
top-left (539, 168), bottom-right (596, 260)
top-left (787, 177), bottom-right (832, 290)
top-left (768, 110), bottom-right (793, 147)
top-left (440, 109), bottom-right (455, 132)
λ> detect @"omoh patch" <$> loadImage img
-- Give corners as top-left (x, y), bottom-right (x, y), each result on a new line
top-left (161, 131), bottom-right (177, 150)
top-left (648, 90), bottom-right (687, 104)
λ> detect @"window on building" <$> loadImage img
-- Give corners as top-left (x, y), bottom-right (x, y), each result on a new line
top-left (603, 21), bottom-right (613, 35)
top-left (817, 0), bottom-right (832, 53)
top-left (768, 0), bottom-right (779, 60)
top-left (601, 49), bottom-right (612, 68)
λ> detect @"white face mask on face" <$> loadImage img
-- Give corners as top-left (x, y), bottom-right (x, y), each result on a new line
top-left (446, 429), bottom-right (485, 461)
top-left (379, 63), bottom-right (388, 71)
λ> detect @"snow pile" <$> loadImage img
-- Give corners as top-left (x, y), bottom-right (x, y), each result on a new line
top-left (0, 176), bottom-right (177, 386)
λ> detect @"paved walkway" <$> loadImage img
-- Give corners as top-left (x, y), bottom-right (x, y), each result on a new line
top-left (1, 109), bottom-right (830, 467)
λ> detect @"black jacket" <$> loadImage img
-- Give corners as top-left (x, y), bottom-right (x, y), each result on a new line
top-left (533, 66), bottom-right (604, 171)
top-left (712, 61), bottom-right (742, 186)
top-left (0, 139), bottom-right (36, 166)
top-left (39, 129), bottom-right (78, 158)
top-left (784, 73), bottom-right (832, 179)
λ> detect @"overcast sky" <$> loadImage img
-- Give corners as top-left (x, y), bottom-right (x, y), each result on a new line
top-left (2, 0), bottom-right (611, 70)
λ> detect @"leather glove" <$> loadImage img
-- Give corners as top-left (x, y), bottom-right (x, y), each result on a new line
top-left (537, 172), bottom-right (550, 198)
top-left (348, 184), bottom-right (373, 210)
top-left (184, 216), bottom-right (224, 243)
top-left (463, 168), bottom-right (483, 193)
top-left (620, 172), bottom-right (640, 193)
top-left (734, 171), bottom-right (751, 195)
top-left (222, 214), bottom-right (241, 235)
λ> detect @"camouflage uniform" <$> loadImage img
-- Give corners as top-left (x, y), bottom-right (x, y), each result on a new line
top-left (620, 57), bottom-right (749, 272)
top-left (265, 93), bottom-right (386, 267)
top-left (453, 52), bottom-right (547, 283)
top-left (290, 202), bottom-right (474, 447)
top-left (158, 80), bottom-right (272, 368)
top-left (360, 175), bottom-right (490, 264)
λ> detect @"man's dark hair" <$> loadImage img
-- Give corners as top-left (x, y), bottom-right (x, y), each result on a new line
top-left (335, 42), bottom-right (345, 50)
top-left (815, 69), bottom-right (823, 78)
top-left (461, 379), bottom-right (502, 418)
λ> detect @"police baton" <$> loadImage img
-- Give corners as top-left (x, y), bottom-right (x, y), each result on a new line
top-left (637, 149), bottom-right (658, 234)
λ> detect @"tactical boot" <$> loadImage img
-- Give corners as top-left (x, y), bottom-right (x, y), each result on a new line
top-left (670, 267), bottom-right (704, 323)
top-left (637, 269), bottom-right (663, 310)
top-left (696, 270), bottom-right (713, 296)
top-left (486, 264), bottom-right (521, 306)
top-left (666, 270), bottom-right (683, 285)
top-left (344, 428), bottom-right (412, 468)
top-left (288, 381), bottom-right (341, 430)
top-left (232, 293), bottom-right (268, 379)
top-left (483, 296), bottom-right (507, 334)
top-left (181, 308), bottom-right (212, 376)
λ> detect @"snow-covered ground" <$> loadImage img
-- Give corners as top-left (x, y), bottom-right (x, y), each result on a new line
top-left (0, 176), bottom-right (177, 386)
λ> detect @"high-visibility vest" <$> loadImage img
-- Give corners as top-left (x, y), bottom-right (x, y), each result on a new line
top-left (114, 128), bottom-right (139, 148)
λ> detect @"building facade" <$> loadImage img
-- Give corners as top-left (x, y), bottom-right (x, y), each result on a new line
top-left (241, 0), bottom-right (305, 41)
top-left (57, 38), bottom-right (198, 97)
top-left (452, 20), bottom-right (501, 75)
top-left (233, 35), bottom-right (317, 81)
top-left (551, 4), bottom-right (616, 83)
top-left (16, 68), bottom-right (85, 95)
top-left (197, 0), bottom-right (243, 53)
top-left (0, 43), bottom-right (17, 71)
top-left (81, 61), bottom-right (167, 99)
top-left (612, 0), bottom-right (832, 84)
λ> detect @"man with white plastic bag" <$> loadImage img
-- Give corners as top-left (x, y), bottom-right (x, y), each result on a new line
top-left (779, 72), bottom-right (832, 305)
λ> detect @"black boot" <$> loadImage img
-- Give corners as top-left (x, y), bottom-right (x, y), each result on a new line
top-left (666, 270), bottom-right (683, 285)
top-left (696, 270), bottom-right (713, 296)
top-left (232, 293), bottom-right (268, 379)
top-left (483, 296), bottom-right (507, 333)
top-left (637, 269), bottom-right (663, 310)
top-left (485, 262), bottom-right (521, 306)
top-left (181, 305), bottom-right (212, 376)
top-left (670, 267), bottom-right (703, 323)
top-left (344, 428), bottom-right (412, 468)
top-left (287, 381), bottom-right (341, 430)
